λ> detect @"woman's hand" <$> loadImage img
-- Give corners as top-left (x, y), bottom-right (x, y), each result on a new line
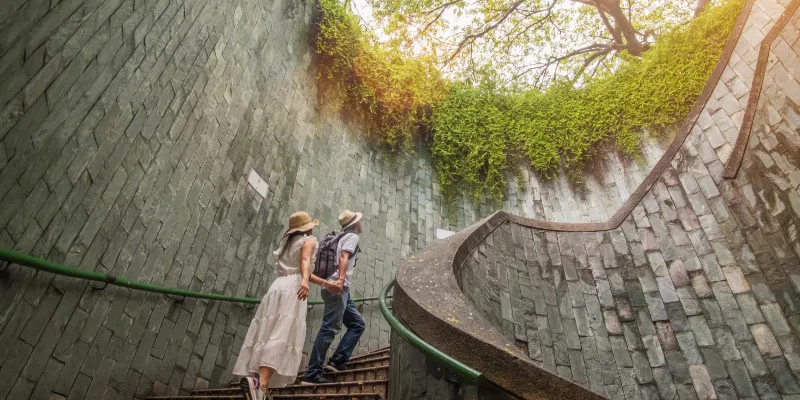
top-left (297, 278), bottom-right (310, 300)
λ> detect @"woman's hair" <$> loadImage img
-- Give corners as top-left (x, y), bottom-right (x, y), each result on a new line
top-left (279, 230), bottom-right (312, 258)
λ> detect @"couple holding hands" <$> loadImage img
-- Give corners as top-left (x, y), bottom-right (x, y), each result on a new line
top-left (233, 210), bottom-right (367, 400)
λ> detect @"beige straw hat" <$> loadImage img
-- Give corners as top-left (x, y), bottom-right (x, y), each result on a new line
top-left (283, 211), bottom-right (319, 237)
top-left (338, 210), bottom-right (362, 230)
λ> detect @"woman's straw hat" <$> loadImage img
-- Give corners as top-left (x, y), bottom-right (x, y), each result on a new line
top-left (284, 211), bottom-right (319, 237)
top-left (338, 210), bottom-right (362, 230)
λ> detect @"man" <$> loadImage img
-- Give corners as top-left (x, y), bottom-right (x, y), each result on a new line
top-left (302, 210), bottom-right (366, 384)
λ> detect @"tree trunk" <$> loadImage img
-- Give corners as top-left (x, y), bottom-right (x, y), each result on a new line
top-left (694, 0), bottom-right (711, 17)
top-left (596, 7), bottom-right (625, 47)
top-left (600, 0), bottom-right (644, 56)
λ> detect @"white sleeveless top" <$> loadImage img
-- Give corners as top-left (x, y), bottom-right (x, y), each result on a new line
top-left (272, 235), bottom-right (318, 276)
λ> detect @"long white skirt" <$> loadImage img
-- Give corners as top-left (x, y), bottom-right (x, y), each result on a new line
top-left (233, 274), bottom-right (307, 388)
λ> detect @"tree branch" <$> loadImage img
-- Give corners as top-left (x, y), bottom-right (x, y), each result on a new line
top-left (445, 0), bottom-right (527, 64)
top-left (421, 0), bottom-right (461, 16)
top-left (598, 0), bottom-right (645, 55)
top-left (499, 41), bottom-right (616, 87)
top-left (545, 43), bottom-right (615, 65)
top-left (572, 0), bottom-right (644, 56)
top-left (597, 7), bottom-right (624, 46)
top-left (570, 45), bottom-right (615, 81)
top-left (411, 5), bottom-right (450, 44)
top-left (506, 0), bottom-right (559, 44)
top-left (626, 0), bottom-right (632, 22)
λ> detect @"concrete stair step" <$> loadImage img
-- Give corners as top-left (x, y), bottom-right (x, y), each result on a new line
top-left (189, 388), bottom-right (241, 396)
top-left (295, 355), bottom-right (390, 377)
top-left (347, 347), bottom-right (390, 361)
top-left (272, 393), bottom-right (382, 399)
top-left (147, 395), bottom-right (244, 400)
top-left (272, 379), bottom-right (387, 398)
top-left (148, 349), bottom-right (391, 400)
top-left (295, 365), bottom-right (389, 383)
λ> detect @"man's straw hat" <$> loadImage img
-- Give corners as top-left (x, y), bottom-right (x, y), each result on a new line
top-left (338, 210), bottom-right (362, 230)
top-left (284, 211), bottom-right (319, 237)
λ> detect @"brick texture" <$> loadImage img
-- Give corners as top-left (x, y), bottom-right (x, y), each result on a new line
top-left (0, 0), bottom-right (652, 396)
top-left (457, 3), bottom-right (800, 399)
top-left (0, 0), bottom-right (793, 399)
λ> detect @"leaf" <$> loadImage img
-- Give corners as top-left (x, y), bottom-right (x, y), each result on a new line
top-left (315, 0), bottom-right (743, 203)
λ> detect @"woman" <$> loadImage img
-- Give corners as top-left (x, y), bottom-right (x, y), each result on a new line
top-left (234, 211), bottom-right (339, 400)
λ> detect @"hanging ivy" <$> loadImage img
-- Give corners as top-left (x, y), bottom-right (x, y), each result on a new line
top-left (313, 0), bottom-right (744, 200)
top-left (312, 0), bottom-right (447, 153)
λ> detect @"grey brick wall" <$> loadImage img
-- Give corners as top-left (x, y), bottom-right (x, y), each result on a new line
top-left (457, 3), bottom-right (800, 399)
top-left (0, 0), bottom-right (783, 398)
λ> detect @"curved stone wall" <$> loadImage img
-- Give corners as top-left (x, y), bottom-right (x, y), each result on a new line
top-left (395, 1), bottom-right (800, 399)
top-left (456, 219), bottom-right (775, 399)
top-left (0, 0), bottom-right (778, 398)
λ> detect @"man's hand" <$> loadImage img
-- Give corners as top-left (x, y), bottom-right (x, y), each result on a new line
top-left (297, 278), bottom-right (310, 300)
top-left (325, 280), bottom-right (343, 296)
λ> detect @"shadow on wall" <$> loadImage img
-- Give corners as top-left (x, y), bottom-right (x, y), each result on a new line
top-left (393, 1), bottom-right (800, 399)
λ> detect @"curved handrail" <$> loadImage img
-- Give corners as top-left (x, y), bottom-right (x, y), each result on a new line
top-left (0, 248), bottom-right (389, 306)
top-left (378, 279), bottom-right (483, 384)
top-left (0, 248), bottom-right (484, 385)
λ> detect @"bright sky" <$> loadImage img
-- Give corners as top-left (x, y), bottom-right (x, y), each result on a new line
top-left (345, 0), bottom-right (699, 88)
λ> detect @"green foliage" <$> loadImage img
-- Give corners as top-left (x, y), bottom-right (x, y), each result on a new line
top-left (314, 0), bottom-right (744, 199)
top-left (367, 0), bottom-right (698, 86)
top-left (431, 0), bottom-right (743, 199)
top-left (313, 0), bottom-right (446, 152)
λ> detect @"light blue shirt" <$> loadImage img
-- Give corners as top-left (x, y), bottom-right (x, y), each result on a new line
top-left (328, 233), bottom-right (359, 287)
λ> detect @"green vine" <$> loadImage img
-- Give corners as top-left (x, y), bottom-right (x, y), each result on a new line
top-left (312, 0), bottom-right (447, 153)
top-left (313, 0), bottom-right (744, 199)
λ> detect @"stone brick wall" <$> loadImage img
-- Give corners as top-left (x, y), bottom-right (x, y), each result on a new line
top-left (388, 329), bottom-right (521, 400)
top-left (506, 138), bottom-right (666, 223)
top-left (457, 2), bottom-right (800, 399)
top-left (0, 0), bottom-right (780, 399)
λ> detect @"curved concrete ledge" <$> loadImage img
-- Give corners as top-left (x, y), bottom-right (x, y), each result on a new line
top-left (395, 211), bottom-right (609, 399)
top-left (723, 0), bottom-right (800, 178)
top-left (394, 2), bottom-right (763, 398)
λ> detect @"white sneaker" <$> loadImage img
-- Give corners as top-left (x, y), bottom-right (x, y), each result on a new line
top-left (240, 377), bottom-right (262, 400)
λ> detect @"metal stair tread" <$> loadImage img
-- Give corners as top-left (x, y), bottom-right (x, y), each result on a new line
top-left (189, 388), bottom-right (241, 394)
top-left (296, 365), bottom-right (389, 378)
top-left (273, 379), bottom-right (387, 390)
top-left (347, 348), bottom-right (389, 360)
top-left (148, 348), bottom-right (390, 400)
top-left (295, 356), bottom-right (390, 377)
top-left (271, 393), bottom-right (382, 399)
top-left (147, 395), bottom-right (244, 399)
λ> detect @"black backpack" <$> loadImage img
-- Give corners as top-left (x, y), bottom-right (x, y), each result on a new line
top-left (313, 232), bottom-right (350, 279)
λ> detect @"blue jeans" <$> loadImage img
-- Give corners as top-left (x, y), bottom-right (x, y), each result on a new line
top-left (305, 287), bottom-right (365, 378)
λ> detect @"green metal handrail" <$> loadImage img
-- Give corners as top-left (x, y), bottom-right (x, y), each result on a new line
top-left (0, 248), bottom-right (389, 306)
top-left (379, 279), bottom-right (484, 384)
top-left (0, 248), bottom-right (480, 382)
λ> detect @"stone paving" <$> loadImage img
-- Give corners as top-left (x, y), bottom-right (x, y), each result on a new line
top-left (458, 2), bottom-right (800, 399)
top-left (0, 0), bottom-right (791, 399)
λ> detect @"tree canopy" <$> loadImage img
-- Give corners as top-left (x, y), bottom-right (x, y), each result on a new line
top-left (313, 0), bottom-right (743, 200)
top-left (363, 0), bottom-right (714, 87)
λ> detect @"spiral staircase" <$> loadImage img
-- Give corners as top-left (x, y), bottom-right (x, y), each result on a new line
top-left (145, 347), bottom-right (390, 400)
